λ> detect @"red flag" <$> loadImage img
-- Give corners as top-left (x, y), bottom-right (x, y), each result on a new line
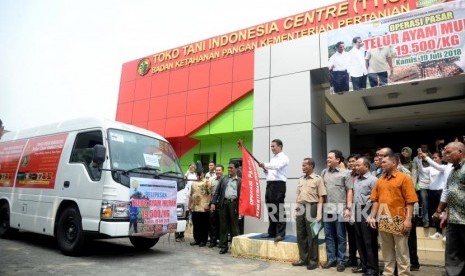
top-left (239, 146), bottom-right (261, 219)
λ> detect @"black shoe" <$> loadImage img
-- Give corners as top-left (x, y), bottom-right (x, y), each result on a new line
top-left (190, 241), bottom-right (200, 246)
top-left (261, 233), bottom-right (275, 239)
top-left (322, 261), bottom-right (337, 269)
top-left (198, 242), bottom-right (206, 247)
top-left (291, 260), bottom-right (307, 266)
top-left (337, 263), bottom-right (346, 272)
top-left (219, 248), bottom-right (228, 254)
top-left (274, 236), bottom-right (284, 242)
top-left (307, 263), bottom-right (318, 270)
top-left (346, 259), bottom-right (358, 267)
top-left (410, 264), bottom-right (420, 271)
top-left (352, 265), bottom-right (367, 273)
top-left (208, 242), bottom-right (217, 248)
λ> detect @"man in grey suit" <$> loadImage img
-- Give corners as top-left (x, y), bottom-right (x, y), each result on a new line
top-left (210, 161), bottom-right (242, 254)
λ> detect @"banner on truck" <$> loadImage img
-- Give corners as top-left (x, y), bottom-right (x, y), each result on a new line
top-left (129, 177), bottom-right (177, 238)
top-left (0, 140), bottom-right (27, 187)
top-left (15, 133), bottom-right (68, 189)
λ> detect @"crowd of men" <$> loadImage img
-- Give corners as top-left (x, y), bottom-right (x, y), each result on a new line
top-left (182, 138), bottom-right (465, 276)
top-left (292, 141), bottom-right (465, 276)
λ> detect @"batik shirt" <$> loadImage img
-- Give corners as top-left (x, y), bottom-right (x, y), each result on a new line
top-left (190, 178), bottom-right (212, 212)
top-left (446, 160), bottom-right (465, 225)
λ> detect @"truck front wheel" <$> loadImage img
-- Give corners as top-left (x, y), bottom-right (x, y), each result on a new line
top-left (0, 203), bottom-right (17, 238)
top-left (129, 236), bottom-right (159, 249)
top-left (56, 206), bottom-right (85, 256)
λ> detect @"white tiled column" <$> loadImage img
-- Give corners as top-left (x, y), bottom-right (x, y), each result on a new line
top-left (326, 123), bottom-right (351, 158)
top-left (246, 34), bottom-right (327, 235)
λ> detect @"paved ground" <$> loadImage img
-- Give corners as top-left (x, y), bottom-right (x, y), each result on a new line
top-left (0, 231), bottom-right (446, 276)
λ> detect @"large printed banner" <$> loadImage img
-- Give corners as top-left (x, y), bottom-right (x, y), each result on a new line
top-left (16, 133), bottom-right (68, 189)
top-left (327, 1), bottom-right (465, 94)
top-left (0, 140), bottom-right (27, 187)
top-left (129, 177), bottom-right (177, 238)
top-left (239, 146), bottom-right (261, 219)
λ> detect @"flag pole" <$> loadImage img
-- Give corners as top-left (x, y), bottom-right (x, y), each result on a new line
top-left (237, 139), bottom-right (267, 173)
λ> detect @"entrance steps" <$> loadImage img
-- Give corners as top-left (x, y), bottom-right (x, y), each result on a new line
top-left (231, 227), bottom-right (445, 266)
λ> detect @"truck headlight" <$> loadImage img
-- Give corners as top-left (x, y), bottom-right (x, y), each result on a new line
top-left (101, 201), bottom-right (130, 219)
top-left (176, 204), bottom-right (185, 218)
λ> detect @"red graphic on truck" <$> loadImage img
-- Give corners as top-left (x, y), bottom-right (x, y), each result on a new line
top-left (16, 133), bottom-right (68, 189)
top-left (0, 140), bottom-right (27, 187)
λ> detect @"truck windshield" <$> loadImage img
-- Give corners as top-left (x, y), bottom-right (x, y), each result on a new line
top-left (107, 129), bottom-right (182, 177)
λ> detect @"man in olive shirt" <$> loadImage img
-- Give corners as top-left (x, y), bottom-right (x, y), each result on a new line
top-left (292, 158), bottom-right (326, 270)
top-left (321, 149), bottom-right (354, 272)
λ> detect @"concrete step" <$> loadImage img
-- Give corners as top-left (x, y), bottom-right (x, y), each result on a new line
top-left (231, 232), bottom-right (446, 267)
top-left (416, 226), bottom-right (444, 238)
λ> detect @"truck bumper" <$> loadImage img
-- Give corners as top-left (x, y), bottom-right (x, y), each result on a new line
top-left (99, 221), bottom-right (130, 237)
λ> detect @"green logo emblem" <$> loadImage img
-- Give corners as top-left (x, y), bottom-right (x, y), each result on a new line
top-left (137, 58), bottom-right (151, 76)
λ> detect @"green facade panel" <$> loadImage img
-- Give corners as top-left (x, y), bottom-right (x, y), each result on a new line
top-left (179, 93), bottom-right (254, 172)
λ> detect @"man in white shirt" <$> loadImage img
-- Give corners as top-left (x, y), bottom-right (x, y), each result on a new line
top-left (205, 162), bottom-right (216, 181)
top-left (259, 139), bottom-right (290, 242)
top-left (348, 37), bottom-right (367, 91)
top-left (328, 41), bottom-right (350, 94)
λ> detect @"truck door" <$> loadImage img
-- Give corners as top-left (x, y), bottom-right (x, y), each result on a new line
top-left (59, 130), bottom-right (105, 232)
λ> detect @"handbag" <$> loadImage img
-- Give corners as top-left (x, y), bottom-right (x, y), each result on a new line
top-left (378, 215), bottom-right (406, 236)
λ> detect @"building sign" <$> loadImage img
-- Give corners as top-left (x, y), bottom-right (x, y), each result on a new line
top-left (129, 177), bottom-right (177, 238)
top-left (327, 0), bottom-right (464, 94)
top-left (144, 0), bottom-right (419, 74)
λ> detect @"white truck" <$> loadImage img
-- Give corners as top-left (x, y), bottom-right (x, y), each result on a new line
top-left (0, 117), bottom-right (187, 255)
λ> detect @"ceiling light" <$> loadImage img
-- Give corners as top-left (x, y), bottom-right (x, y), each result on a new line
top-left (387, 92), bottom-right (399, 99)
top-left (426, 87), bottom-right (437, 94)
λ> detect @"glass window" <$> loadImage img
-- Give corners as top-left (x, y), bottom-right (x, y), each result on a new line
top-left (70, 130), bottom-right (104, 181)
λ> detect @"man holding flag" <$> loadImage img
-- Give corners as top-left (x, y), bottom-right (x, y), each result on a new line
top-left (258, 139), bottom-right (290, 242)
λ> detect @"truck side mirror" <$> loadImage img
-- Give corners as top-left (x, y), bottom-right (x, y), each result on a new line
top-left (93, 144), bottom-right (106, 165)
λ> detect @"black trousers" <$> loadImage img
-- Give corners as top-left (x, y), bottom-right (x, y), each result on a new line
top-left (346, 222), bottom-right (357, 262)
top-left (428, 189), bottom-right (443, 233)
top-left (368, 71), bottom-right (388, 87)
top-left (296, 203), bottom-right (319, 265)
top-left (354, 205), bottom-right (379, 274)
top-left (351, 75), bottom-right (367, 90)
top-left (330, 70), bottom-right (349, 93)
top-left (446, 223), bottom-right (465, 276)
top-left (218, 200), bottom-right (240, 249)
top-left (265, 181), bottom-right (286, 237)
top-left (192, 211), bottom-right (209, 243)
top-left (209, 209), bottom-right (219, 244)
top-left (408, 216), bottom-right (419, 266)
